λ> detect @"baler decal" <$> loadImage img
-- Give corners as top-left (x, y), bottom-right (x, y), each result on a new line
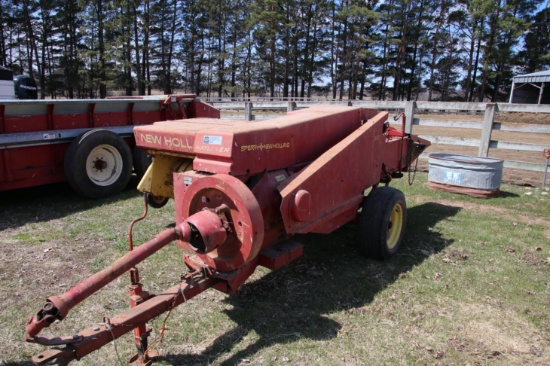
top-left (138, 133), bottom-right (193, 151)
top-left (240, 142), bottom-right (291, 152)
top-left (203, 135), bottom-right (223, 145)
top-left (195, 145), bottom-right (230, 153)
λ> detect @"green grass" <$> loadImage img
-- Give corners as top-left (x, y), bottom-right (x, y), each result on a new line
top-left (0, 174), bottom-right (549, 365)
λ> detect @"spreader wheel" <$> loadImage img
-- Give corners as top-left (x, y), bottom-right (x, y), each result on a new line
top-left (180, 174), bottom-right (264, 271)
top-left (359, 186), bottom-right (407, 260)
top-left (133, 146), bottom-right (152, 178)
top-left (64, 129), bottom-right (132, 198)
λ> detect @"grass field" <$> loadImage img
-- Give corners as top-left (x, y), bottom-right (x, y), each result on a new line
top-left (0, 173), bottom-right (548, 366)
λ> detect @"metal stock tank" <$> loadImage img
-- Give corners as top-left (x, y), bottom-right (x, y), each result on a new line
top-left (428, 153), bottom-right (503, 198)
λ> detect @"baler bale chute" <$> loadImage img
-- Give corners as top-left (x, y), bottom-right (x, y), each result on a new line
top-left (24, 105), bottom-right (429, 365)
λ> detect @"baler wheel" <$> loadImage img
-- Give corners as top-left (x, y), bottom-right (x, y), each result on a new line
top-left (359, 187), bottom-right (406, 260)
top-left (146, 193), bottom-right (169, 208)
top-left (64, 129), bottom-right (132, 198)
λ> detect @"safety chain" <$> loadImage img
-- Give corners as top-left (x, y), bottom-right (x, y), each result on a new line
top-left (142, 285), bottom-right (186, 363)
top-left (407, 139), bottom-right (419, 186)
top-left (95, 322), bottom-right (125, 366)
top-left (103, 274), bottom-right (196, 366)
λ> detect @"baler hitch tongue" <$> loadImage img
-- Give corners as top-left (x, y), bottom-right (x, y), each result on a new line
top-left (31, 349), bottom-right (70, 366)
top-left (23, 206), bottom-right (231, 365)
top-left (28, 269), bottom-right (217, 366)
top-left (32, 348), bottom-right (75, 366)
top-left (24, 222), bottom-right (193, 341)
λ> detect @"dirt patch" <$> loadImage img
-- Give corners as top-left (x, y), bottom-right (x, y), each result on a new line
top-left (410, 195), bottom-right (550, 227)
top-left (455, 303), bottom-right (550, 363)
top-left (498, 168), bottom-right (548, 187)
top-left (496, 112), bottom-right (550, 125)
top-left (412, 124), bottom-right (549, 145)
top-left (415, 111), bottom-right (550, 125)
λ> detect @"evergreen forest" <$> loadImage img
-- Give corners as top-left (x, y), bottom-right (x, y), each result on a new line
top-left (0, 0), bottom-right (549, 101)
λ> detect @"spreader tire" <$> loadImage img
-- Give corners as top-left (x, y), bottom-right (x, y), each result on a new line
top-left (146, 193), bottom-right (169, 209)
top-left (133, 146), bottom-right (152, 178)
top-left (64, 129), bottom-right (133, 198)
top-left (359, 186), bottom-right (407, 260)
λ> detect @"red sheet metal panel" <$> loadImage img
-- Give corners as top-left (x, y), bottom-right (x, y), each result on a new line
top-left (0, 95), bottom-right (211, 192)
top-left (278, 112), bottom-right (388, 234)
top-left (135, 106), bottom-right (380, 176)
top-left (188, 99), bottom-right (221, 119)
top-left (175, 173), bottom-right (264, 271)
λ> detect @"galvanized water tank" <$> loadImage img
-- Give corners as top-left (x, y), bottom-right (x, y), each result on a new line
top-left (428, 154), bottom-right (503, 198)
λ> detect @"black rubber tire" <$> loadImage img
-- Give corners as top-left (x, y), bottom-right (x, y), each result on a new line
top-left (146, 193), bottom-right (169, 209)
top-left (358, 186), bottom-right (407, 260)
top-left (133, 146), bottom-right (152, 178)
top-left (64, 129), bottom-right (133, 199)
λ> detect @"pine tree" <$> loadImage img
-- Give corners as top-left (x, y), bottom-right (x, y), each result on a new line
top-left (518, 6), bottom-right (550, 73)
top-left (250, 0), bottom-right (285, 98)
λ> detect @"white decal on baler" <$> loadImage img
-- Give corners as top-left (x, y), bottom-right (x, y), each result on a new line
top-left (164, 136), bottom-right (192, 150)
top-left (203, 135), bottom-right (222, 145)
top-left (195, 145), bottom-right (230, 153)
top-left (240, 142), bottom-right (291, 152)
top-left (139, 133), bottom-right (162, 145)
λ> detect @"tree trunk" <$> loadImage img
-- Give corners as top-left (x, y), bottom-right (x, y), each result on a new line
top-left (132, 1), bottom-right (143, 95)
top-left (95, 0), bottom-right (107, 98)
top-left (469, 20), bottom-right (482, 102)
top-left (143, 0), bottom-right (151, 95)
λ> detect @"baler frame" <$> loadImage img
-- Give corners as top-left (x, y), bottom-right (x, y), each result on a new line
top-left (24, 106), bottom-right (429, 365)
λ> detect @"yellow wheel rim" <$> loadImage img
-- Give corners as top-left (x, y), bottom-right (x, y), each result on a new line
top-left (387, 203), bottom-right (403, 249)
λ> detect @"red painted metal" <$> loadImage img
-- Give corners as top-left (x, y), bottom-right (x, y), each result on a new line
top-left (258, 240), bottom-right (304, 270)
top-left (24, 223), bottom-right (192, 339)
top-left (128, 267), bottom-right (153, 365)
top-left (544, 148), bottom-right (550, 159)
top-left (184, 209), bottom-right (228, 253)
top-left (279, 112), bottom-right (387, 234)
top-left (31, 271), bottom-right (217, 366)
top-left (135, 106), bottom-right (379, 177)
top-left (25, 105), bottom-right (429, 365)
top-left (186, 98), bottom-right (221, 118)
top-left (176, 174), bottom-right (265, 271)
top-left (129, 285), bottom-right (149, 340)
top-left (0, 94), bottom-right (218, 194)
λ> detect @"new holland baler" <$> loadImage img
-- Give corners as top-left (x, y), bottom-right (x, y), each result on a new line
top-left (24, 105), bottom-right (429, 365)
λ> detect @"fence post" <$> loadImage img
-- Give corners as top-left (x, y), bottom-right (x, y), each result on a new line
top-left (479, 103), bottom-right (497, 157)
top-left (287, 101), bottom-right (297, 112)
top-left (404, 101), bottom-right (416, 134)
top-left (244, 101), bottom-right (254, 121)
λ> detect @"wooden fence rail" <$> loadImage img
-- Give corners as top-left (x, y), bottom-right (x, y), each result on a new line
top-left (401, 102), bottom-right (549, 174)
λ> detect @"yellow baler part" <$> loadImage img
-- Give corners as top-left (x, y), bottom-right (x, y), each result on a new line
top-left (137, 155), bottom-right (193, 199)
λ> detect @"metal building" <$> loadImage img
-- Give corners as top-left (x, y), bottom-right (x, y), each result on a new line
top-left (509, 70), bottom-right (550, 104)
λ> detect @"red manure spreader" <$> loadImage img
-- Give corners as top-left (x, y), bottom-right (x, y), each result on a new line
top-left (0, 94), bottom-right (218, 198)
top-left (24, 105), bottom-right (429, 365)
